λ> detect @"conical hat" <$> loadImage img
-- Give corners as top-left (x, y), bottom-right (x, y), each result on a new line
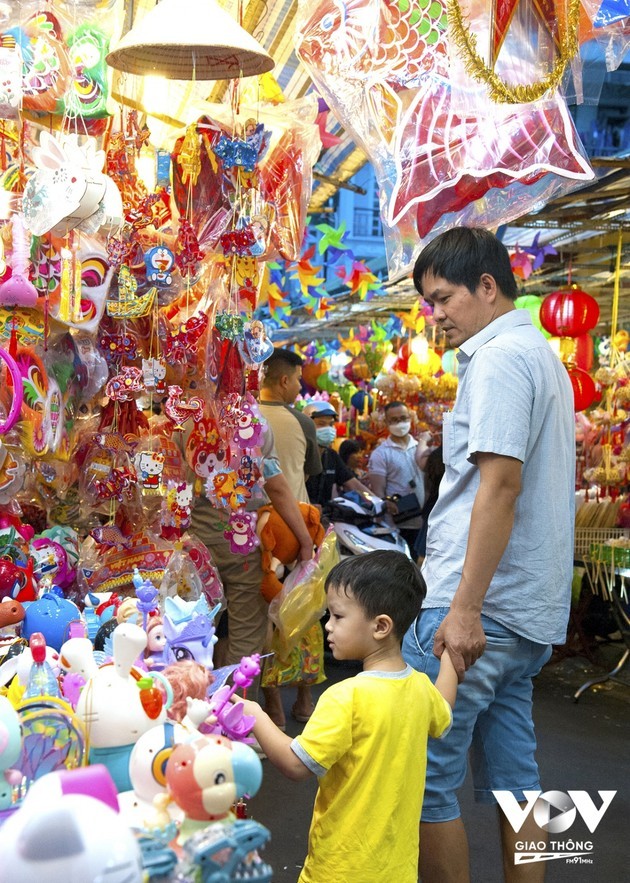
top-left (106, 0), bottom-right (274, 80)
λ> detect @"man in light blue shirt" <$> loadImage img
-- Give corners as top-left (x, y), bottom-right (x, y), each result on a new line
top-left (402, 228), bottom-right (575, 883)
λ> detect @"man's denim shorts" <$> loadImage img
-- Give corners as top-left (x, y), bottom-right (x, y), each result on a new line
top-left (402, 607), bottom-right (552, 823)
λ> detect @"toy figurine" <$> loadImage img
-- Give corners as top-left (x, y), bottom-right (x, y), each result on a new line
top-left (75, 623), bottom-right (170, 792)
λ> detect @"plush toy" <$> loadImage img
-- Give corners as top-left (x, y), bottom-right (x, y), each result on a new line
top-left (257, 503), bottom-right (325, 602)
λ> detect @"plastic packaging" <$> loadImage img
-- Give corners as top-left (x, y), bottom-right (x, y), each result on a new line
top-left (268, 528), bottom-right (340, 655)
top-left (24, 633), bottom-right (61, 698)
top-left (295, 0), bottom-right (595, 280)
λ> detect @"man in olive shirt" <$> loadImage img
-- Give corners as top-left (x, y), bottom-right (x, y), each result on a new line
top-left (260, 348), bottom-right (322, 503)
top-left (259, 348), bottom-right (323, 726)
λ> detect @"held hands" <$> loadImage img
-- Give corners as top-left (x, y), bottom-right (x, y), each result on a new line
top-left (433, 608), bottom-right (486, 683)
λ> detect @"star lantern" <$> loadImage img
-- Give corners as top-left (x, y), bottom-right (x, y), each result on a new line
top-left (399, 300), bottom-right (426, 334)
top-left (524, 233), bottom-right (558, 270)
top-left (294, 245), bottom-right (326, 294)
top-left (510, 247), bottom-right (534, 280)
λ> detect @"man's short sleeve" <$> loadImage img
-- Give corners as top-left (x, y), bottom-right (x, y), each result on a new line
top-left (294, 410), bottom-right (323, 477)
top-left (368, 442), bottom-right (388, 477)
top-left (260, 418), bottom-right (282, 479)
top-left (466, 348), bottom-right (534, 462)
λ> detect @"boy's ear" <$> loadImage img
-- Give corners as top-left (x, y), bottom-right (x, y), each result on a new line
top-left (373, 614), bottom-right (394, 640)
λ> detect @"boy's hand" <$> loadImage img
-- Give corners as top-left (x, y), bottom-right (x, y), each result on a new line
top-left (229, 695), bottom-right (261, 718)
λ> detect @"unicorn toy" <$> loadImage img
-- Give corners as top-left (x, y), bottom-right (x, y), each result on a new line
top-left (163, 596), bottom-right (222, 670)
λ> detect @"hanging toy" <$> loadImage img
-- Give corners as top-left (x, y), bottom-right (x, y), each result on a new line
top-left (58, 242), bottom-right (83, 323)
top-left (238, 319), bottom-right (274, 365)
top-left (162, 312), bottom-right (208, 364)
top-left (142, 357), bottom-right (167, 395)
top-left (144, 246), bottom-right (175, 286)
top-left (0, 214), bottom-right (38, 307)
top-left (224, 510), bottom-right (260, 555)
top-left (106, 265), bottom-right (156, 319)
top-left (174, 218), bottom-right (203, 277)
top-left (163, 385), bottom-right (205, 432)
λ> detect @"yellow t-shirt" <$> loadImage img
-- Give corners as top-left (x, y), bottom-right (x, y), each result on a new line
top-left (291, 665), bottom-right (451, 883)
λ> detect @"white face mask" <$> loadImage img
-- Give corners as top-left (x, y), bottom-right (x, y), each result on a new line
top-left (316, 426), bottom-right (337, 446)
top-left (389, 420), bottom-right (411, 438)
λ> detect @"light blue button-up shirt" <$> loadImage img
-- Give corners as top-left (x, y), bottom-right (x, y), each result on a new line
top-left (423, 310), bottom-right (575, 644)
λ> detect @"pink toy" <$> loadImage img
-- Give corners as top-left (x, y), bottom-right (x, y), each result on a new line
top-left (165, 733), bottom-right (262, 843)
top-left (0, 214), bottom-right (38, 308)
top-left (0, 695), bottom-right (22, 809)
top-left (144, 615), bottom-right (168, 670)
top-left (224, 510), bottom-right (260, 555)
top-left (0, 770), bottom-right (143, 882)
top-left (0, 347), bottom-right (24, 435)
top-left (163, 660), bottom-right (215, 723)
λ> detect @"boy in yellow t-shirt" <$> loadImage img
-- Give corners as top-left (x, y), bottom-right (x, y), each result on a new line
top-left (234, 550), bottom-right (457, 883)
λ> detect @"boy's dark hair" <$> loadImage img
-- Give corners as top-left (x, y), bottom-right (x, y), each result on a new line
top-left (262, 348), bottom-right (304, 385)
top-left (338, 438), bottom-right (362, 463)
top-left (413, 227), bottom-right (518, 302)
top-left (325, 550), bottom-right (426, 640)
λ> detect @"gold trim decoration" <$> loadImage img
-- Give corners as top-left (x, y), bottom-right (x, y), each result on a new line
top-left (447, 0), bottom-right (581, 104)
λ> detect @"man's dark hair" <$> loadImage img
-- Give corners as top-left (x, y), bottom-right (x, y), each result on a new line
top-left (339, 439), bottom-right (362, 464)
top-left (262, 347), bottom-right (304, 385)
top-left (384, 400), bottom-right (407, 415)
top-left (413, 227), bottom-right (518, 302)
top-left (325, 550), bottom-right (426, 640)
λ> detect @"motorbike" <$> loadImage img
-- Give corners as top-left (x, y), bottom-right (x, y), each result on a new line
top-left (323, 491), bottom-right (411, 558)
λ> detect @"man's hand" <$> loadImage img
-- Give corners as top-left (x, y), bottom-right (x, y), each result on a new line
top-left (434, 608), bottom-right (486, 682)
top-left (383, 499), bottom-right (398, 516)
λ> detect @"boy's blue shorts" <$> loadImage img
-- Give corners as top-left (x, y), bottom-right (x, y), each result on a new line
top-left (402, 607), bottom-right (552, 823)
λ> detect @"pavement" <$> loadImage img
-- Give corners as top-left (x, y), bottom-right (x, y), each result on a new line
top-left (247, 640), bottom-right (630, 882)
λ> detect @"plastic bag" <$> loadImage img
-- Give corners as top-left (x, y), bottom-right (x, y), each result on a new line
top-left (268, 528), bottom-right (339, 655)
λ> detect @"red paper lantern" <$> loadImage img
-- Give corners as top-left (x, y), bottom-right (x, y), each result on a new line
top-left (567, 367), bottom-right (597, 412)
top-left (540, 288), bottom-right (599, 337)
top-left (572, 333), bottom-right (594, 372)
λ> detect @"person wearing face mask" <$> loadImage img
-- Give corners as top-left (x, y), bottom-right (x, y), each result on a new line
top-left (306, 404), bottom-right (374, 508)
top-left (368, 401), bottom-right (426, 552)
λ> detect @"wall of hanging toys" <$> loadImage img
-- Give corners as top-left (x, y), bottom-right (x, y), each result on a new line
top-left (0, 0), bottom-right (325, 878)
